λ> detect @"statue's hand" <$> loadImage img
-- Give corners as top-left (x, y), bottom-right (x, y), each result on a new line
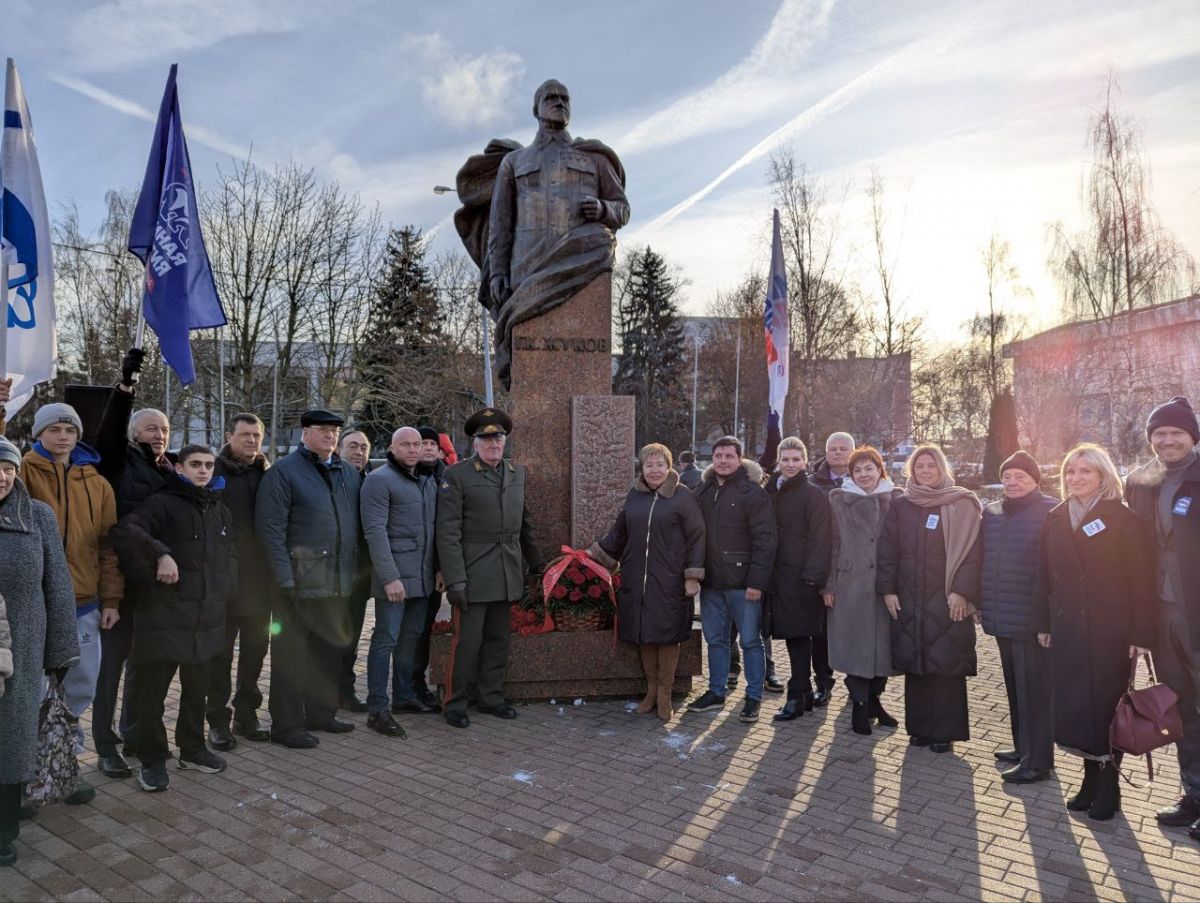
top-left (580, 196), bottom-right (602, 221)
top-left (490, 274), bottom-right (512, 304)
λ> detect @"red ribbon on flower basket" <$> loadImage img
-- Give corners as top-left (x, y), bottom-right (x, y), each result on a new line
top-left (542, 545), bottom-right (619, 648)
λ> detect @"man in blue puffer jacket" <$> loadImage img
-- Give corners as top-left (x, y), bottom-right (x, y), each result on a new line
top-left (973, 451), bottom-right (1057, 784)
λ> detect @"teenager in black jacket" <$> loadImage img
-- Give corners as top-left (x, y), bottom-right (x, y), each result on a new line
top-left (111, 445), bottom-right (237, 793)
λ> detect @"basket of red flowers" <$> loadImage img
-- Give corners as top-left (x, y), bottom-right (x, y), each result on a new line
top-left (540, 546), bottom-right (619, 632)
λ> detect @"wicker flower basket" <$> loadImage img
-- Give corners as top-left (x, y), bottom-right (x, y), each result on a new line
top-left (553, 608), bottom-right (614, 632)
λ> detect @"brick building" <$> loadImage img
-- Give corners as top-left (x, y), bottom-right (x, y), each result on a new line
top-left (1005, 294), bottom-right (1200, 465)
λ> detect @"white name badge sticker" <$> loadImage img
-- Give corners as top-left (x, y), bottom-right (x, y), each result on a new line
top-left (1173, 497), bottom-right (1192, 516)
top-left (1082, 518), bottom-right (1106, 537)
top-left (925, 513), bottom-right (940, 530)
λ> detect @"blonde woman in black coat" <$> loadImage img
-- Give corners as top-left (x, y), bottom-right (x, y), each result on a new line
top-left (591, 444), bottom-right (705, 720)
top-left (765, 437), bottom-right (832, 721)
top-left (1033, 443), bottom-right (1157, 821)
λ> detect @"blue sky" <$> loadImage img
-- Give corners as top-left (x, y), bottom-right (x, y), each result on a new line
top-left (6, 0), bottom-right (1199, 341)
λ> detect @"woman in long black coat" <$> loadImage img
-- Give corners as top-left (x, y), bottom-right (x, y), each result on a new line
top-left (877, 444), bottom-right (982, 754)
top-left (1033, 443), bottom-right (1157, 821)
top-left (591, 444), bottom-right (705, 721)
top-left (765, 437), bottom-right (832, 722)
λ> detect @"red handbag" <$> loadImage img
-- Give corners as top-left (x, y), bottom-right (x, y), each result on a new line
top-left (1110, 654), bottom-right (1183, 782)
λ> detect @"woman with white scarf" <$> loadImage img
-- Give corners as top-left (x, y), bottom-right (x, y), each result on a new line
top-left (877, 445), bottom-right (982, 754)
top-left (824, 446), bottom-right (902, 735)
top-left (1033, 443), bottom-right (1156, 821)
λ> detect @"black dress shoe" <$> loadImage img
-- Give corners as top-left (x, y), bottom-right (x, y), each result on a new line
top-left (1156, 794), bottom-right (1200, 827)
top-left (392, 698), bottom-right (439, 715)
top-left (308, 717), bottom-right (355, 733)
top-left (909, 735), bottom-right (930, 747)
top-left (1001, 766), bottom-right (1053, 784)
top-left (764, 676), bottom-right (785, 694)
top-left (929, 741), bottom-right (954, 754)
top-left (477, 703), bottom-right (518, 719)
top-left (868, 696), bottom-right (898, 728)
top-left (811, 688), bottom-right (831, 708)
top-left (99, 753), bottom-right (133, 778)
top-left (0, 841), bottom-right (16, 867)
top-left (994, 748), bottom-right (1021, 764)
top-left (444, 710), bottom-right (470, 728)
top-left (367, 712), bottom-right (407, 738)
top-left (339, 693), bottom-right (369, 714)
top-left (272, 731), bottom-right (319, 749)
top-left (414, 687), bottom-right (440, 709)
top-left (803, 692), bottom-right (815, 712)
top-left (232, 717), bottom-right (271, 742)
top-left (1188, 817), bottom-right (1200, 842)
top-left (208, 725), bottom-right (237, 751)
top-left (772, 700), bottom-right (801, 722)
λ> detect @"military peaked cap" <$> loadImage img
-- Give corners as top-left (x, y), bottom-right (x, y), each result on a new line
top-left (464, 408), bottom-right (513, 438)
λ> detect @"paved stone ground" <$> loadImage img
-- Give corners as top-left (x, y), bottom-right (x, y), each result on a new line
top-left (2, 615), bottom-right (1198, 903)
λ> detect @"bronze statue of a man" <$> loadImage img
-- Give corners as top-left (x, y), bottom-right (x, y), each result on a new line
top-left (452, 79), bottom-right (629, 390)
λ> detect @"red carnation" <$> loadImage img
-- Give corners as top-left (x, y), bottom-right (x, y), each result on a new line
top-left (586, 585), bottom-right (602, 599)
top-left (551, 585), bottom-right (567, 599)
top-left (566, 567), bottom-right (585, 583)
top-left (570, 589), bottom-right (583, 602)
top-left (611, 574), bottom-right (622, 589)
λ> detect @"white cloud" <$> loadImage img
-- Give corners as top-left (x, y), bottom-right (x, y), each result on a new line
top-left (50, 74), bottom-right (250, 159)
top-left (407, 32), bottom-right (525, 129)
top-left (618, 0), bottom-right (837, 155)
top-left (67, 0), bottom-right (307, 72)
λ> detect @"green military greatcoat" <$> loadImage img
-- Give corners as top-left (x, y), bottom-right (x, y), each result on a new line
top-left (436, 454), bottom-right (541, 604)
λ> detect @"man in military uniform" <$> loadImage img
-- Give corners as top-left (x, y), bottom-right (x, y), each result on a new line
top-left (436, 409), bottom-right (541, 728)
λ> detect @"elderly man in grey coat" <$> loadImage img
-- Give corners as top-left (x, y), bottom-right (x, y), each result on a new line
top-left (0, 437), bottom-right (80, 867)
top-left (361, 428), bottom-right (441, 737)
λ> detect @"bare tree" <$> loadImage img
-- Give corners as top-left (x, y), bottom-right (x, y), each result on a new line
top-left (1047, 71), bottom-right (1195, 457)
top-left (1050, 71), bottom-right (1195, 323)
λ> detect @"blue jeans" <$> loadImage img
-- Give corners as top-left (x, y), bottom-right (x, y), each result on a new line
top-left (700, 588), bottom-right (765, 700)
top-left (367, 594), bottom-right (430, 713)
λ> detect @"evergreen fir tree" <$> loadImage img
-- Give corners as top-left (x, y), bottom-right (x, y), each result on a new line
top-left (614, 247), bottom-right (689, 451)
top-left (982, 388), bottom-right (1021, 482)
top-left (356, 226), bottom-right (443, 444)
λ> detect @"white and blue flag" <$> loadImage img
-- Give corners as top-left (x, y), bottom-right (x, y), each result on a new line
top-left (760, 208), bottom-right (789, 465)
top-left (2, 58), bottom-right (56, 418)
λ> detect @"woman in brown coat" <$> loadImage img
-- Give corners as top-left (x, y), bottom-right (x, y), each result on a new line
top-left (591, 444), bottom-right (705, 720)
top-left (1033, 443), bottom-right (1157, 820)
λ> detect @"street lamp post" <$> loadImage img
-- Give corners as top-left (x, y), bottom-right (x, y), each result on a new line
top-left (433, 184), bottom-right (493, 406)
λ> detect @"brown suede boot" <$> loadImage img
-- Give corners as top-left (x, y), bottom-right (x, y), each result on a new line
top-left (657, 644), bottom-right (681, 721)
top-left (636, 644), bottom-right (659, 714)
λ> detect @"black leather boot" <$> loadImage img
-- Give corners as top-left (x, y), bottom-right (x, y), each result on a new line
top-left (851, 701), bottom-right (872, 735)
top-left (1067, 759), bottom-right (1099, 812)
top-left (1088, 761), bottom-right (1121, 821)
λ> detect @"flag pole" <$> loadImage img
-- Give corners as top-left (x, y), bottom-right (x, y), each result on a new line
top-left (0, 261), bottom-right (8, 377)
top-left (733, 324), bottom-right (742, 442)
top-left (217, 326), bottom-right (226, 437)
top-left (690, 333), bottom-right (698, 451)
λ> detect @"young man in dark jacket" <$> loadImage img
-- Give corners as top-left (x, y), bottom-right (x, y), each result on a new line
top-left (110, 445), bottom-right (237, 793)
top-left (1126, 396), bottom-right (1200, 842)
top-left (688, 436), bottom-right (777, 723)
top-left (206, 414), bottom-right (273, 750)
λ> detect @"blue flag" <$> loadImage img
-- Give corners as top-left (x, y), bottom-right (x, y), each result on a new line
top-left (128, 64), bottom-right (224, 385)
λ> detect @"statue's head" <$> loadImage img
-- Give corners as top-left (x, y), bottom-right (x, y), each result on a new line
top-left (533, 79), bottom-right (570, 130)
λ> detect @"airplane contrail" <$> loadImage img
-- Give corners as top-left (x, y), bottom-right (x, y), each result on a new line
top-left (636, 22), bottom-right (970, 238)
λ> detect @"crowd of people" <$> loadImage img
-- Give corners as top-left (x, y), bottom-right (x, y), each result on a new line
top-left (0, 354), bottom-right (1198, 868)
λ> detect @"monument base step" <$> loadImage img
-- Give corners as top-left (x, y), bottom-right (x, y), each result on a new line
top-left (431, 627), bottom-right (703, 702)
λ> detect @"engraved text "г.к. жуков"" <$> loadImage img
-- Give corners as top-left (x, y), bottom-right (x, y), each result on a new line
top-left (514, 336), bottom-right (610, 352)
